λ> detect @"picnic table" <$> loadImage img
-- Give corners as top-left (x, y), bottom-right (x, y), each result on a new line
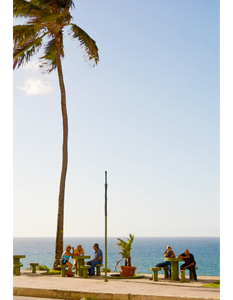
top-left (13, 255), bottom-right (26, 275)
top-left (73, 255), bottom-right (90, 276)
top-left (165, 257), bottom-right (184, 280)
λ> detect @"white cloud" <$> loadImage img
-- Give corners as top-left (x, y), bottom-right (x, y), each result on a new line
top-left (22, 60), bottom-right (41, 73)
top-left (17, 78), bottom-right (55, 96)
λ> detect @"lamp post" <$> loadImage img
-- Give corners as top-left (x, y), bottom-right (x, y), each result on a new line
top-left (104, 171), bottom-right (108, 282)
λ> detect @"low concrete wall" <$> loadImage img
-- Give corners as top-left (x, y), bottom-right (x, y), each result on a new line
top-left (13, 287), bottom-right (219, 300)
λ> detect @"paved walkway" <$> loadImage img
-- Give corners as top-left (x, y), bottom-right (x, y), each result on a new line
top-left (14, 297), bottom-right (63, 300)
top-left (13, 270), bottom-right (220, 300)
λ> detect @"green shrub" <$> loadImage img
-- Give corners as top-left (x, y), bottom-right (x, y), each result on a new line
top-left (37, 265), bottom-right (50, 271)
top-left (101, 268), bottom-right (111, 273)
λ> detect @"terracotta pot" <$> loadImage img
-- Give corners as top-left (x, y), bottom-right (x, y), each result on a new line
top-left (129, 266), bottom-right (137, 277)
top-left (119, 265), bottom-right (137, 277)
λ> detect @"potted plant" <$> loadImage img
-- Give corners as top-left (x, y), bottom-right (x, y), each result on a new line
top-left (115, 234), bottom-right (136, 277)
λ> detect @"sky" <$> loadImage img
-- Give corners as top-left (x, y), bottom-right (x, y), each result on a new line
top-left (6, 0), bottom-right (225, 238)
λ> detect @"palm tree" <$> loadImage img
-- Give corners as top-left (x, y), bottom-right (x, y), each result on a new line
top-left (13, 0), bottom-right (99, 269)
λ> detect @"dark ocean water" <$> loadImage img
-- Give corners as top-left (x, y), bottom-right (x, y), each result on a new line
top-left (13, 237), bottom-right (220, 276)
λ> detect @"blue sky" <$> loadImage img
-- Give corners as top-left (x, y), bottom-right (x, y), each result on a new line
top-left (10, 0), bottom-right (222, 237)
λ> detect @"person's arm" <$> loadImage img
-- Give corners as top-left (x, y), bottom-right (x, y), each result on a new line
top-left (178, 253), bottom-right (185, 258)
top-left (69, 247), bottom-right (75, 256)
top-left (95, 255), bottom-right (102, 261)
top-left (92, 250), bottom-right (102, 262)
top-left (182, 262), bottom-right (194, 270)
top-left (93, 252), bottom-right (102, 262)
top-left (90, 256), bottom-right (101, 263)
top-left (170, 251), bottom-right (175, 258)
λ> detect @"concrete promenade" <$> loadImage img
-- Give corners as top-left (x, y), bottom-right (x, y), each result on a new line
top-left (13, 270), bottom-right (220, 300)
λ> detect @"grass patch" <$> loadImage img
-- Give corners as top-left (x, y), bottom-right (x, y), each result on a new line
top-left (43, 269), bottom-right (61, 275)
top-left (202, 280), bottom-right (220, 288)
top-left (43, 269), bottom-right (75, 275)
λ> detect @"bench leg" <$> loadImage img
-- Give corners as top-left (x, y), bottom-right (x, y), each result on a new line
top-left (15, 266), bottom-right (21, 276)
top-left (32, 266), bottom-right (37, 273)
top-left (180, 270), bottom-right (185, 282)
top-left (83, 268), bottom-right (88, 278)
top-left (61, 268), bottom-right (66, 277)
top-left (96, 266), bottom-right (101, 276)
top-left (189, 269), bottom-right (193, 280)
top-left (163, 267), bottom-right (168, 278)
top-left (152, 271), bottom-right (158, 281)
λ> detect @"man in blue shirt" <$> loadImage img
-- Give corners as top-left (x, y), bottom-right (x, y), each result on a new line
top-left (87, 243), bottom-right (103, 276)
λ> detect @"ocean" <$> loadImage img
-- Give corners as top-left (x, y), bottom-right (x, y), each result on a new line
top-left (13, 237), bottom-right (220, 276)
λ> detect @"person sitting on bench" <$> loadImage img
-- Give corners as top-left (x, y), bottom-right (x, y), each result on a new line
top-left (60, 244), bottom-right (75, 277)
top-left (149, 245), bottom-right (175, 280)
top-left (178, 249), bottom-right (197, 282)
top-left (87, 243), bottom-right (103, 276)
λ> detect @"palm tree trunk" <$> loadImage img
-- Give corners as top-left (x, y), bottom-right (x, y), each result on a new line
top-left (53, 35), bottom-right (68, 270)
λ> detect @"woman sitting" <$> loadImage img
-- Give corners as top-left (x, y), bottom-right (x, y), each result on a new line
top-left (73, 245), bottom-right (84, 268)
top-left (60, 244), bottom-right (75, 277)
top-left (149, 245), bottom-right (175, 280)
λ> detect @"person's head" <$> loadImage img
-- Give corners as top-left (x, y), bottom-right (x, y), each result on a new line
top-left (184, 249), bottom-right (189, 256)
top-left (93, 243), bottom-right (99, 251)
top-left (66, 244), bottom-right (71, 251)
top-left (77, 245), bottom-right (82, 251)
top-left (166, 245), bottom-right (171, 250)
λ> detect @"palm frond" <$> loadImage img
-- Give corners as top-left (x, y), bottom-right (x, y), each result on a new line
top-left (39, 37), bottom-right (57, 73)
top-left (70, 24), bottom-right (99, 67)
top-left (26, 11), bottom-right (72, 26)
top-left (13, 1), bottom-right (99, 73)
top-left (13, 0), bottom-right (51, 18)
top-left (31, 0), bottom-right (75, 11)
top-left (13, 24), bottom-right (44, 48)
top-left (13, 32), bottom-right (48, 69)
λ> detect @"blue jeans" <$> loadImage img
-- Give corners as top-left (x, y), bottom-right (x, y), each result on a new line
top-left (155, 261), bottom-right (171, 276)
top-left (180, 263), bottom-right (197, 281)
top-left (87, 260), bottom-right (101, 275)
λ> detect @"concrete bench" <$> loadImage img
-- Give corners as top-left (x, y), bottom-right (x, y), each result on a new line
top-left (96, 264), bottom-right (103, 276)
top-left (58, 265), bottom-right (68, 277)
top-left (180, 267), bottom-right (198, 282)
top-left (30, 263), bottom-right (39, 273)
top-left (14, 264), bottom-right (23, 276)
top-left (150, 266), bottom-right (169, 281)
top-left (80, 265), bottom-right (91, 278)
top-left (150, 267), bottom-right (161, 281)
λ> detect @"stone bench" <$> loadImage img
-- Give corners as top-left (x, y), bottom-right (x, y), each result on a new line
top-left (150, 267), bottom-right (161, 281)
top-left (58, 265), bottom-right (68, 277)
top-left (96, 264), bottom-right (103, 276)
top-left (80, 265), bottom-right (91, 278)
top-left (30, 263), bottom-right (39, 273)
top-left (14, 264), bottom-right (23, 276)
top-left (180, 267), bottom-right (198, 282)
top-left (150, 266), bottom-right (169, 281)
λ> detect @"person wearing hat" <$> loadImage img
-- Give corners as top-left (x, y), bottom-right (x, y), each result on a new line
top-left (87, 243), bottom-right (103, 276)
top-left (149, 245), bottom-right (175, 280)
